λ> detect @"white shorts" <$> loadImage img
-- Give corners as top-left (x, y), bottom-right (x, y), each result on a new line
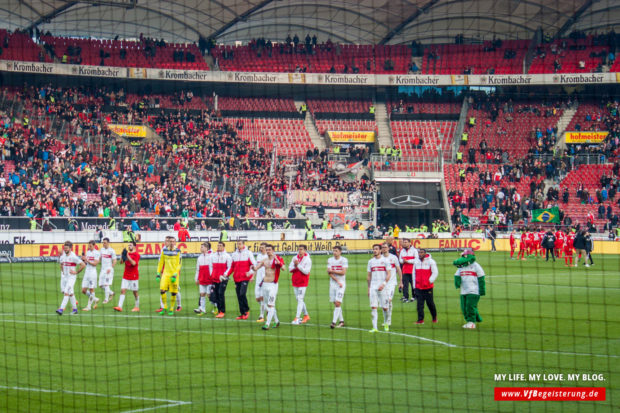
top-left (369, 286), bottom-right (388, 309)
top-left (199, 284), bottom-right (213, 295)
top-left (60, 275), bottom-right (76, 295)
top-left (261, 282), bottom-right (279, 306)
top-left (254, 273), bottom-right (265, 299)
top-left (384, 281), bottom-right (397, 301)
top-left (81, 274), bottom-right (97, 290)
top-left (121, 279), bottom-right (139, 291)
top-left (293, 286), bottom-right (307, 301)
top-left (329, 279), bottom-right (346, 303)
top-left (99, 268), bottom-right (114, 286)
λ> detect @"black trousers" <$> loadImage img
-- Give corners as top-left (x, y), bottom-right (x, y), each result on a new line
top-left (415, 288), bottom-right (437, 321)
top-left (402, 273), bottom-right (414, 300)
top-left (586, 251), bottom-right (594, 265)
top-left (545, 247), bottom-right (555, 261)
top-left (213, 280), bottom-right (228, 313)
top-left (235, 281), bottom-right (250, 315)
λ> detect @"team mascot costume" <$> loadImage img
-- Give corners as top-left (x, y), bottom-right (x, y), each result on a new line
top-left (453, 248), bottom-right (486, 329)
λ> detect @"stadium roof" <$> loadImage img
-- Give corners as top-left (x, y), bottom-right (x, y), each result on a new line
top-left (1, 0), bottom-right (619, 45)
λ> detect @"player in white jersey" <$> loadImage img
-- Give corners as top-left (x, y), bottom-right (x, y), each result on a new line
top-left (193, 242), bottom-right (213, 315)
top-left (327, 246), bottom-right (348, 328)
top-left (99, 237), bottom-right (117, 304)
top-left (252, 244), bottom-right (285, 330)
top-left (381, 242), bottom-right (402, 331)
top-left (81, 240), bottom-right (101, 311)
top-left (57, 241), bottom-right (86, 315)
top-left (254, 243), bottom-right (268, 322)
top-left (366, 244), bottom-right (391, 333)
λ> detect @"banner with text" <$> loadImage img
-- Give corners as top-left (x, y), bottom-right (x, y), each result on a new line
top-left (108, 124), bottom-right (147, 138)
top-left (328, 130), bottom-right (375, 143)
top-left (565, 131), bottom-right (609, 144)
top-left (11, 238), bottom-right (620, 259)
top-left (1, 59), bottom-right (619, 86)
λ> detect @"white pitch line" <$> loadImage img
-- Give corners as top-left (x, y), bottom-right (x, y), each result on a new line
top-left (0, 316), bottom-right (457, 349)
top-left (487, 280), bottom-right (620, 290)
top-left (0, 385), bottom-right (191, 413)
top-left (15, 312), bottom-right (459, 348)
top-left (0, 313), bottom-right (620, 358)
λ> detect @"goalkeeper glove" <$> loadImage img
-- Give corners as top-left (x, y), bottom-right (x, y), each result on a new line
top-left (171, 274), bottom-right (177, 283)
top-left (156, 272), bottom-right (161, 281)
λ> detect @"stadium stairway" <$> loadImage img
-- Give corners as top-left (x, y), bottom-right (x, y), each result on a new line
top-left (374, 102), bottom-right (393, 149)
top-left (555, 103), bottom-right (579, 150)
top-left (297, 100), bottom-right (326, 150)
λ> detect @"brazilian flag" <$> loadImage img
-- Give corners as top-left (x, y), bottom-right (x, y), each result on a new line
top-left (531, 207), bottom-right (560, 223)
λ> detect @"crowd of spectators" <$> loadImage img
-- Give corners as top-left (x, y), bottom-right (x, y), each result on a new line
top-left (0, 85), bottom-right (373, 220)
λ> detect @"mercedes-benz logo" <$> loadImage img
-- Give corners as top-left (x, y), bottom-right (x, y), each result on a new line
top-left (389, 195), bottom-right (430, 207)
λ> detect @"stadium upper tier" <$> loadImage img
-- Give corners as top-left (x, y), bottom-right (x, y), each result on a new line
top-left (0, 30), bottom-right (614, 75)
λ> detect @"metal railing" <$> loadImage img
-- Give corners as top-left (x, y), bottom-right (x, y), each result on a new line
top-left (530, 153), bottom-right (610, 165)
top-left (370, 154), bottom-right (443, 173)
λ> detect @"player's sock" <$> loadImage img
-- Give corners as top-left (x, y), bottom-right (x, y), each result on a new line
top-left (104, 286), bottom-right (111, 302)
top-left (387, 301), bottom-right (393, 325)
top-left (339, 309), bottom-right (344, 322)
top-left (169, 295), bottom-right (177, 310)
top-left (382, 308), bottom-right (389, 324)
top-left (199, 296), bottom-right (205, 312)
top-left (176, 292), bottom-right (182, 307)
top-left (266, 307), bottom-right (275, 325)
top-left (259, 302), bottom-right (265, 318)
top-left (332, 307), bottom-right (341, 324)
top-left (302, 302), bottom-right (308, 316)
top-left (118, 294), bottom-right (125, 309)
top-left (60, 296), bottom-right (69, 310)
top-left (69, 295), bottom-right (77, 309)
top-left (273, 309), bottom-right (279, 323)
top-left (295, 299), bottom-right (304, 319)
top-left (161, 293), bottom-right (167, 310)
top-left (510, 250), bottom-right (514, 258)
top-left (134, 297), bottom-right (139, 308)
top-left (371, 309), bottom-right (378, 330)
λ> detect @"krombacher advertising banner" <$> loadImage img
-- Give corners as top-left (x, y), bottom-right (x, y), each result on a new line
top-left (2, 59), bottom-right (618, 86)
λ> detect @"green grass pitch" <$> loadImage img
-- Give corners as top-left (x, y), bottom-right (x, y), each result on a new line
top-left (0, 251), bottom-right (618, 412)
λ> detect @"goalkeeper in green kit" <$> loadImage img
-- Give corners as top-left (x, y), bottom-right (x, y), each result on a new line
top-left (453, 248), bottom-right (485, 329)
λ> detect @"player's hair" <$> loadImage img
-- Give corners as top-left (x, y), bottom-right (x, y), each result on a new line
top-left (129, 241), bottom-right (137, 247)
top-left (402, 238), bottom-right (411, 243)
top-left (88, 240), bottom-right (96, 245)
top-left (333, 245), bottom-right (342, 252)
top-left (202, 242), bottom-right (211, 249)
top-left (218, 242), bottom-right (225, 247)
top-left (298, 244), bottom-right (307, 250)
top-left (166, 236), bottom-right (175, 241)
top-left (64, 241), bottom-right (73, 248)
top-left (102, 237), bottom-right (110, 242)
top-left (237, 240), bottom-right (245, 244)
top-left (265, 244), bottom-right (274, 250)
top-left (372, 244), bottom-right (382, 249)
top-left (260, 242), bottom-right (267, 246)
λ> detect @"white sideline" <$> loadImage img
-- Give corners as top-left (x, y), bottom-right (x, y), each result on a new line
top-left (1, 313), bottom-right (616, 359)
top-left (0, 385), bottom-right (191, 413)
top-left (0, 314), bottom-right (458, 348)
